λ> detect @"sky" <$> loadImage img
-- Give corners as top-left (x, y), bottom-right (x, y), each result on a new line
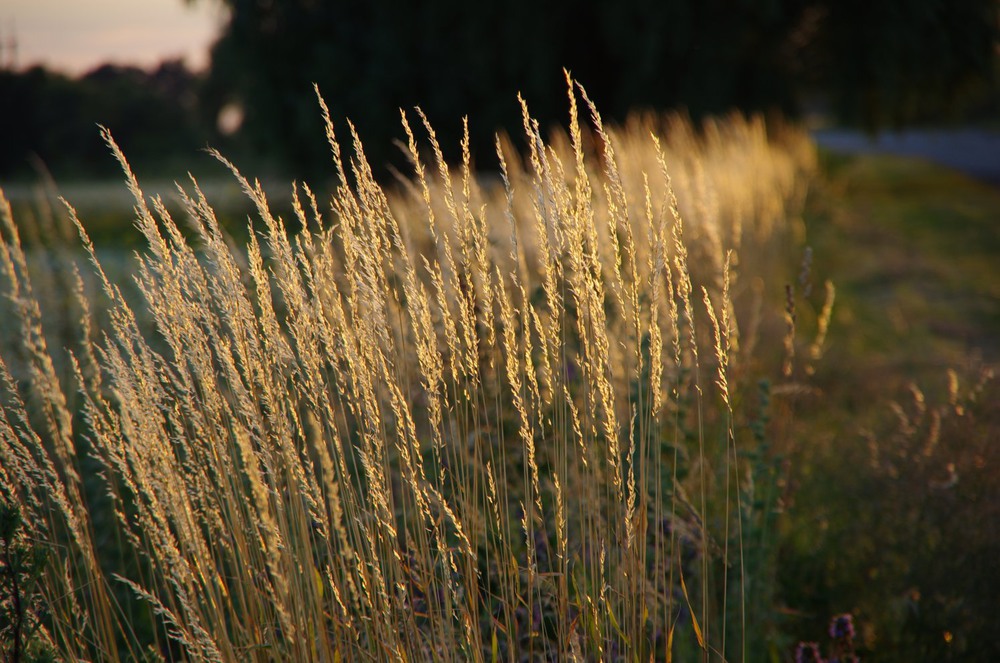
top-left (1, 0), bottom-right (225, 75)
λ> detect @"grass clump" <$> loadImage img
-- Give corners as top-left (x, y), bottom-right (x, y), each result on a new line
top-left (0, 79), bottom-right (817, 661)
top-left (0, 501), bottom-right (56, 663)
top-left (774, 149), bottom-right (1000, 662)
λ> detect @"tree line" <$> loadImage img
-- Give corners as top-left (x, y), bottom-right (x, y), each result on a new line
top-left (0, 61), bottom-right (209, 179)
top-left (2, 0), bottom-right (997, 180)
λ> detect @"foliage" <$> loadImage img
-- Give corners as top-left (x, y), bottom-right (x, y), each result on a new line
top-left (0, 61), bottom-right (206, 179)
top-left (821, 0), bottom-right (1000, 129)
top-left (782, 369), bottom-right (1000, 662)
top-left (197, 0), bottom-right (999, 176)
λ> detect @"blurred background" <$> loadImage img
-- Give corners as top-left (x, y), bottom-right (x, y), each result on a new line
top-left (1, 3), bottom-right (999, 661)
top-left (1, 0), bottom-right (997, 182)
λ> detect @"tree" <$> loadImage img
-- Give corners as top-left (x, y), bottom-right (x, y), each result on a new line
top-left (195, 0), bottom-right (999, 178)
top-left (821, 0), bottom-right (999, 128)
top-left (0, 61), bottom-right (207, 179)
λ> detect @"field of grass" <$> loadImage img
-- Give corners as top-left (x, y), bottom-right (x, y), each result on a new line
top-left (0, 81), bottom-right (997, 662)
top-left (777, 151), bottom-right (1000, 662)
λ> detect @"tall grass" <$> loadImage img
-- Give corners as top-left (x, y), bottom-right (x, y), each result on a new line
top-left (0, 79), bottom-right (817, 661)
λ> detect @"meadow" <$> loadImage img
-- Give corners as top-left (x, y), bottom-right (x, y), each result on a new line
top-left (0, 80), bottom-right (997, 662)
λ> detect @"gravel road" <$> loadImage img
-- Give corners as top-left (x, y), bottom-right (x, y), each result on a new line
top-left (812, 128), bottom-right (1000, 187)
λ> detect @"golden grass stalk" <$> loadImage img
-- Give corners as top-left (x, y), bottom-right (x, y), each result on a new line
top-left (0, 79), bottom-right (816, 661)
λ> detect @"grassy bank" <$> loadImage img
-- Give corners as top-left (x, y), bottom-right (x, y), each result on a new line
top-left (1, 89), bottom-right (997, 661)
top-left (779, 151), bottom-right (1000, 661)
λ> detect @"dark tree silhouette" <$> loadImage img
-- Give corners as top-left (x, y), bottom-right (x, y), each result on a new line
top-left (0, 61), bottom-right (206, 178)
top-left (204, 0), bottom-right (999, 176)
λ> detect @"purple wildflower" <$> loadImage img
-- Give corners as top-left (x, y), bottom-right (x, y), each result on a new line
top-left (795, 641), bottom-right (824, 663)
top-left (829, 613), bottom-right (855, 640)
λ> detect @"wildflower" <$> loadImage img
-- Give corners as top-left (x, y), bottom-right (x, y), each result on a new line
top-left (796, 613), bottom-right (861, 663)
top-left (829, 613), bottom-right (855, 640)
top-left (795, 641), bottom-right (823, 663)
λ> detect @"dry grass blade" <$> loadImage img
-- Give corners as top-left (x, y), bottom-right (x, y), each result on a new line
top-left (0, 78), bottom-right (818, 661)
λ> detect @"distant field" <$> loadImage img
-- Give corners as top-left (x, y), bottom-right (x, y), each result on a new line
top-left (0, 176), bottom-right (298, 244)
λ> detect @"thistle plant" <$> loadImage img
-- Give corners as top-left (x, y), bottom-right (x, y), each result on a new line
top-left (795, 614), bottom-right (860, 663)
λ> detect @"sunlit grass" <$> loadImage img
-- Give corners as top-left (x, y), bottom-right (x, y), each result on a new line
top-left (2, 79), bottom-right (821, 661)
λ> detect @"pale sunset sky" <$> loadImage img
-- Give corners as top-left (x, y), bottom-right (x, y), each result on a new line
top-left (1, 0), bottom-right (224, 74)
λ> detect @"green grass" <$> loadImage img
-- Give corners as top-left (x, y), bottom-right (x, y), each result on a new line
top-left (808, 150), bottom-right (1000, 394)
top-left (804, 151), bottom-right (1000, 414)
top-left (779, 150), bottom-right (1000, 661)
